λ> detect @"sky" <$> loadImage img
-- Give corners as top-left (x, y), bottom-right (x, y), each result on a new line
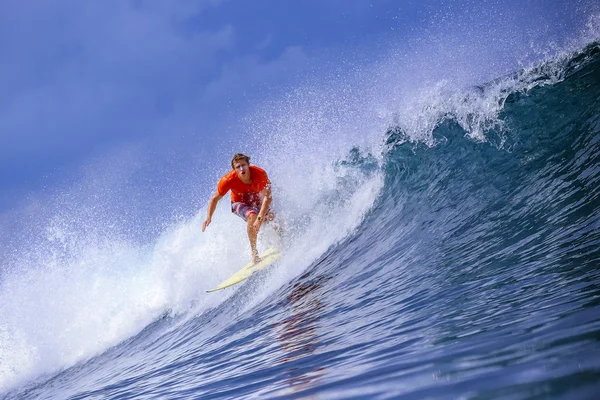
top-left (0, 0), bottom-right (597, 237)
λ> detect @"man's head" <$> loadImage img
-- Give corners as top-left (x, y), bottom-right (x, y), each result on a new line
top-left (231, 153), bottom-right (250, 169)
top-left (231, 153), bottom-right (251, 178)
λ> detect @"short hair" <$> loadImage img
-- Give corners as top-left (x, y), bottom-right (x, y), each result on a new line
top-left (231, 153), bottom-right (251, 169)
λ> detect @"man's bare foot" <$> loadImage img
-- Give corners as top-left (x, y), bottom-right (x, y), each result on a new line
top-left (252, 249), bottom-right (262, 264)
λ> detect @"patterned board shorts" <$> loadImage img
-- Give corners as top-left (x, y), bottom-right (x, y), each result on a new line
top-left (231, 202), bottom-right (260, 222)
top-left (231, 202), bottom-right (273, 222)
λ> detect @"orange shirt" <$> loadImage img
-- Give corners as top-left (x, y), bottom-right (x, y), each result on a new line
top-left (217, 166), bottom-right (271, 206)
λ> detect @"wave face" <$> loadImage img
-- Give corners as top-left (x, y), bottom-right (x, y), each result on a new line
top-left (2, 40), bottom-right (600, 400)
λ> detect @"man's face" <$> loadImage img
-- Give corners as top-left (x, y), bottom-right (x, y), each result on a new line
top-left (233, 160), bottom-right (250, 178)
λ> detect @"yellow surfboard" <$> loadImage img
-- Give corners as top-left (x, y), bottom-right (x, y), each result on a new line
top-left (206, 247), bottom-right (281, 292)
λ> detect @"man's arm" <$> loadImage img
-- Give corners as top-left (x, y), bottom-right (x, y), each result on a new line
top-left (254, 185), bottom-right (272, 226)
top-left (202, 192), bottom-right (224, 232)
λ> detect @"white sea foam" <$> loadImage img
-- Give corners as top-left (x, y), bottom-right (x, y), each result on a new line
top-left (0, 125), bottom-right (383, 395)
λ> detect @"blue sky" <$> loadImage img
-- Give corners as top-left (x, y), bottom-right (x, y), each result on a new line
top-left (0, 0), bottom-right (597, 225)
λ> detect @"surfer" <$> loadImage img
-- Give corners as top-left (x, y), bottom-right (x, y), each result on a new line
top-left (202, 153), bottom-right (276, 264)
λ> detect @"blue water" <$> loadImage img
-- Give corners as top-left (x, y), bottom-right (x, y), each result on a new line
top-left (2, 37), bottom-right (600, 400)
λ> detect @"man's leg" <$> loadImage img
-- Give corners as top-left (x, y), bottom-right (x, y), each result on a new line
top-left (246, 213), bottom-right (261, 264)
top-left (232, 202), bottom-right (262, 263)
top-left (270, 216), bottom-right (285, 249)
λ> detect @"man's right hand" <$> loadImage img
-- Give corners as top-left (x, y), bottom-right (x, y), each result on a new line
top-left (202, 192), bottom-right (223, 233)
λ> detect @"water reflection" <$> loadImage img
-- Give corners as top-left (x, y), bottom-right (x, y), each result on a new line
top-left (274, 274), bottom-right (329, 396)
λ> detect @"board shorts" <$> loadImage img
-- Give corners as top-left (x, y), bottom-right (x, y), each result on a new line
top-left (231, 202), bottom-right (274, 222)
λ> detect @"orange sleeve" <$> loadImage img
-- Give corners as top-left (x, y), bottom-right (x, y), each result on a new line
top-left (217, 173), bottom-right (232, 196)
top-left (253, 167), bottom-right (271, 192)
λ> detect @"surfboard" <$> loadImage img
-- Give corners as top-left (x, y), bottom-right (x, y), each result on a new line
top-left (206, 247), bottom-right (281, 292)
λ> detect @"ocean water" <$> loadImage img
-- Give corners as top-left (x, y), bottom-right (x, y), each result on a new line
top-left (1, 29), bottom-right (600, 400)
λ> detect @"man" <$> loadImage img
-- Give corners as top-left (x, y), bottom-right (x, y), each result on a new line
top-left (202, 153), bottom-right (275, 264)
